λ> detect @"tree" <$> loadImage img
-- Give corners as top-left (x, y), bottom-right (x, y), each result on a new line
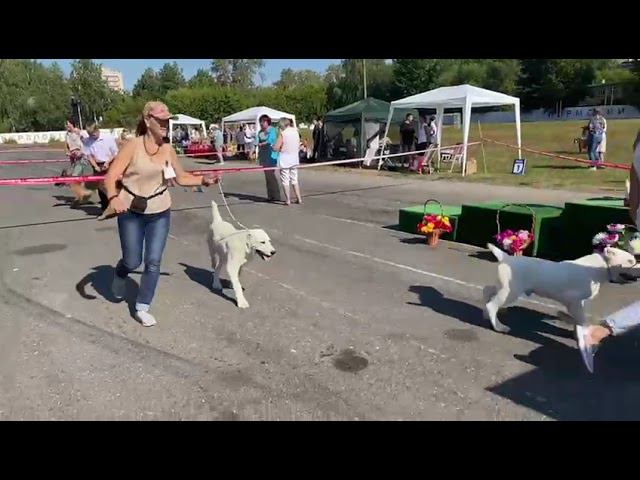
top-left (325, 59), bottom-right (395, 110)
top-left (188, 68), bottom-right (215, 88)
top-left (157, 62), bottom-right (186, 94)
top-left (69, 59), bottom-right (115, 124)
top-left (438, 59), bottom-right (520, 95)
top-left (210, 59), bottom-right (265, 88)
top-left (0, 60), bottom-right (71, 132)
top-left (274, 68), bottom-right (324, 90)
top-left (132, 68), bottom-right (161, 100)
top-left (517, 59), bottom-right (598, 110)
top-left (392, 59), bottom-right (447, 97)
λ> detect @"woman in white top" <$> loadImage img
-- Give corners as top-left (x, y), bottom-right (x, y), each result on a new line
top-left (273, 118), bottom-right (302, 205)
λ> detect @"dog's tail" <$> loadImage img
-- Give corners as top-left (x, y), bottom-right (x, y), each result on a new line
top-left (487, 243), bottom-right (506, 262)
top-left (211, 200), bottom-right (222, 223)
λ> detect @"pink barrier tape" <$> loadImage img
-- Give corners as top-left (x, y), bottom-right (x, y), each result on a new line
top-left (483, 137), bottom-right (631, 171)
top-left (0, 142), bottom-right (481, 186)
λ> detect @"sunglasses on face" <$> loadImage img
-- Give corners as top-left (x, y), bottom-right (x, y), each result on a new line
top-left (149, 115), bottom-right (170, 127)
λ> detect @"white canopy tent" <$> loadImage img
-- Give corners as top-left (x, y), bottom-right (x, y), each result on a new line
top-left (222, 106), bottom-right (297, 132)
top-left (169, 114), bottom-right (207, 144)
top-left (381, 85), bottom-right (521, 176)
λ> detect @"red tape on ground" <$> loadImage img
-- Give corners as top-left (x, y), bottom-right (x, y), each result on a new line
top-left (483, 137), bottom-right (631, 171)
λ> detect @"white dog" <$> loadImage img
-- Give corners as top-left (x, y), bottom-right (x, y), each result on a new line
top-left (483, 243), bottom-right (638, 333)
top-left (207, 200), bottom-right (276, 309)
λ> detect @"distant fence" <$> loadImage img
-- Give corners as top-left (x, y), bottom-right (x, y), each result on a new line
top-left (0, 128), bottom-right (125, 144)
top-left (472, 104), bottom-right (640, 124)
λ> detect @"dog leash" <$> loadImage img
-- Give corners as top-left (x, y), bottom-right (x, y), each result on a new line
top-left (217, 178), bottom-right (248, 231)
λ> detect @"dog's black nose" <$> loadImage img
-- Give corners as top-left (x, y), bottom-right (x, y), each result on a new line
top-left (271, 251), bottom-right (276, 255)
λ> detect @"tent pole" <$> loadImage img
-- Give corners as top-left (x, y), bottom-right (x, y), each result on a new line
top-left (514, 99), bottom-right (522, 160)
top-left (461, 96), bottom-right (472, 177)
top-left (435, 106), bottom-right (444, 171)
top-left (378, 107), bottom-right (393, 171)
top-left (478, 120), bottom-right (487, 174)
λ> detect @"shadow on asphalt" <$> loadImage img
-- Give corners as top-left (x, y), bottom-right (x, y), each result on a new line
top-left (178, 262), bottom-right (238, 305)
top-left (409, 284), bottom-right (640, 420)
top-left (76, 265), bottom-right (170, 320)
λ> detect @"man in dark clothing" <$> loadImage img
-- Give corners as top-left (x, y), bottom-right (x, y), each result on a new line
top-left (312, 116), bottom-right (326, 162)
top-left (399, 113), bottom-right (416, 167)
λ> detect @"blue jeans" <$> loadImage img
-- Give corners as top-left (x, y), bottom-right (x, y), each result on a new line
top-left (604, 300), bottom-right (640, 336)
top-left (589, 133), bottom-right (603, 165)
top-left (115, 209), bottom-right (171, 312)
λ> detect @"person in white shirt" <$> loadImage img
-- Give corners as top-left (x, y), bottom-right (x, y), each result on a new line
top-left (244, 124), bottom-right (256, 161)
top-left (84, 123), bottom-right (119, 211)
top-left (273, 118), bottom-right (302, 205)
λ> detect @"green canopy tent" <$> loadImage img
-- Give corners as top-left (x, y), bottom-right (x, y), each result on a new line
top-left (323, 97), bottom-right (415, 159)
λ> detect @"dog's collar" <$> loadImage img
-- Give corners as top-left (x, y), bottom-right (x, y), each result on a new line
top-left (217, 229), bottom-right (250, 243)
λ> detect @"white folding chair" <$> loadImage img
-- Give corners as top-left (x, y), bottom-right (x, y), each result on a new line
top-left (439, 144), bottom-right (465, 173)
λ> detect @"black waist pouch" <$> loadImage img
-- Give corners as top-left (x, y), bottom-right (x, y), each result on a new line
top-left (123, 184), bottom-right (167, 214)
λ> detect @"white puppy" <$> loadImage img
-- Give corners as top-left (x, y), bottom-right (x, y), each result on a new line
top-left (483, 243), bottom-right (638, 333)
top-left (207, 201), bottom-right (276, 309)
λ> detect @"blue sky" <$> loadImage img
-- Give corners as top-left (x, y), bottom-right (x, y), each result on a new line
top-left (38, 59), bottom-right (341, 90)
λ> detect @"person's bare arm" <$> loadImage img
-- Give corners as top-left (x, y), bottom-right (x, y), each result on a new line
top-left (273, 133), bottom-right (284, 152)
top-left (169, 148), bottom-right (219, 187)
top-left (104, 140), bottom-right (135, 201)
top-left (630, 164), bottom-right (639, 225)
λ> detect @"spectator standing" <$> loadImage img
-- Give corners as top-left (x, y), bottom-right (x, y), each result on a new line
top-left (274, 118), bottom-right (302, 205)
top-left (312, 117), bottom-right (326, 161)
top-left (257, 114), bottom-right (282, 202)
top-left (244, 124), bottom-right (256, 161)
top-left (236, 124), bottom-right (246, 158)
top-left (211, 124), bottom-right (225, 164)
top-left (588, 109), bottom-right (607, 170)
top-left (399, 113), bottom-right (416, 167)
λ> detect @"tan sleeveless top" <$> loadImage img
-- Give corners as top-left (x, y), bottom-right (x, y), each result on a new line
top-left (118, 137), bottom-right (172, 214)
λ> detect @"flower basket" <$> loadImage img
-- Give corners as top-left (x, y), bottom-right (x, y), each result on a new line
top-left (593, 224), bottom-right (640, 254)
top-left (495, 204), bottom-right (536, 256)
top-left (417, 199), bottom-right (453, 248)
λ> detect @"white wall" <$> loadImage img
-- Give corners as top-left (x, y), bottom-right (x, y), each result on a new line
top-left (0, 128), bottom-right (125, 145)
top-left (472, 104), bottom-right (640, 124)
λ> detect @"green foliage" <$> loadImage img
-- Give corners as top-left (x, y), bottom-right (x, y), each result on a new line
top-left (69, 59), bottom-right (115, 124)
top-left (1, 58), bottom-right (637, 135)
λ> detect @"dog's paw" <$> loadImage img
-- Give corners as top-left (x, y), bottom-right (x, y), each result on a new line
top-left (237, 299), bottom-right (250, 309)
top-left (492, 322), bottom-right (511, 334)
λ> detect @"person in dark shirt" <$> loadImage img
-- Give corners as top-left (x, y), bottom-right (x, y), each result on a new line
top-left (399, 113), bottom-right (416, 167)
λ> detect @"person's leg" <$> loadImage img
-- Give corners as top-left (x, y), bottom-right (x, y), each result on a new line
top-left (113, 211), bottom-right (145, 299)
top-left (265, 170), bottom-right (282, 202)
top-left (290, 168), bottom-right (302, 204)
top-left (589, 135), bottom-right (601, 167)
top-left (135, 210), bottom-right (171, 325)
top-left (575, 299), bottom-right (640, 373)
top-left (280, 168), bottom-right (291, 205)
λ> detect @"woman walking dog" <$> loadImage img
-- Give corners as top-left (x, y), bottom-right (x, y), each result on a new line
top-left (103, 101), bottom-right (219, 327)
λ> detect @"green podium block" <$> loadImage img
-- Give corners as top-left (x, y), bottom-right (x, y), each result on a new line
top-left (561, 197), bottom-right (629, 259)
top-left (456, 202), bottom-right (564, 258)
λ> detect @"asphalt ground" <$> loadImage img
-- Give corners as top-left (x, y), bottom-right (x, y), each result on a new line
top-left (1, 147), bottom-right (640, 420)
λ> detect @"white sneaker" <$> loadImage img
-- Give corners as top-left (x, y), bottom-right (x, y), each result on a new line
top-left (590, 166), bottom-right (597, 171)
top-left (575, 325), bottom-right (596, 374)
top-left (135, 310), bottom-right (157, 327)
top-left (112, 275), bottom-right (126, 300)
